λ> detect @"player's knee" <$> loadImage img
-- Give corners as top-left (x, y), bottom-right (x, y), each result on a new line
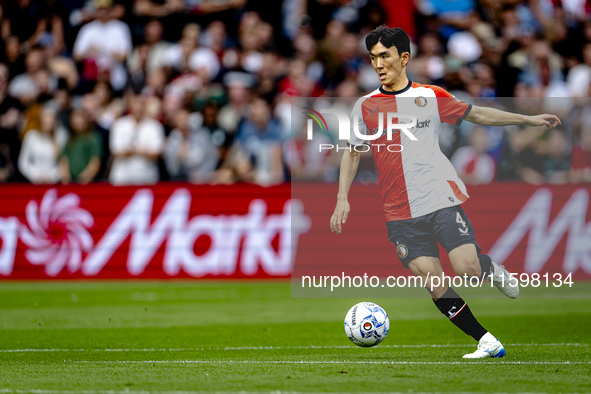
top-left (453, 258), bottom-right (481, 278)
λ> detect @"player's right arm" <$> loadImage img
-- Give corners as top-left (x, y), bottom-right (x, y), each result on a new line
top-left (330, 148), bottom-right (360, 234)
top-left (465, 106), bottom-right (561, 128)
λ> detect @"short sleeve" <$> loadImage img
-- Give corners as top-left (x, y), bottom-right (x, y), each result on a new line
top-left (433, 87), bottom-right (472, 126)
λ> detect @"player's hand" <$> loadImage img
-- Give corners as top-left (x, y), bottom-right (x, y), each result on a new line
top-left (330, 198), bottom-right (350, 234)
top-left (527, 114), bottom-right (561, 128)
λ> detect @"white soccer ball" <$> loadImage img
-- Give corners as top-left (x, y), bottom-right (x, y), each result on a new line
top-left (344, 302), bottom-right (390, 347)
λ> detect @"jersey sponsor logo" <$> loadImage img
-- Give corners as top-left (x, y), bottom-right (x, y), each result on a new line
top-left (370, 118), bottom-right (429, 136)
top-left (369, 106), bottom-right (380, 113)
top-left (415, 96), bottom-right (427, 107)
top-left (416, 119), bottom-right (430, 128)
top-left (396, 244), bottom-right (409, 259)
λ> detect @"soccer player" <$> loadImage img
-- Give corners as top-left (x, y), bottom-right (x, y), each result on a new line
top-left (330, 26), bottom-right (561, 358)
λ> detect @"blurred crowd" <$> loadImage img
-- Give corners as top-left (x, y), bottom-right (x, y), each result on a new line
top-left (1, 0), bottom-right (591, 186)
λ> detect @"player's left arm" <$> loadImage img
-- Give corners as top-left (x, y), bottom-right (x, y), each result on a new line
top-left (465, 105), bottom-right (561, 128)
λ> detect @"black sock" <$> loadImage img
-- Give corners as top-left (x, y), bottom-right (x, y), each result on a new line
top-left (478, 254), bottom-right (493, 281)
top-left (433, 287), bottom-right (487, 341)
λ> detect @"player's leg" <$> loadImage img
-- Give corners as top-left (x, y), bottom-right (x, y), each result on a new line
top-left (436, 206), bottom-right (519, 299)
top-left (387, 218), bottom-right (496, 357)
top-left (406, 255), bottom-right (447, 298)
top-left (430, 207), bottom-right (507, 358)
top-left (448, 243), bottom-right (484, 279)
top-left (407, 256), bottom-right (493, 351)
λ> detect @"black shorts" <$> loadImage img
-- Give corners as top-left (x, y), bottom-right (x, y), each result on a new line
top-left (386, 205), bottom-right (482, 268)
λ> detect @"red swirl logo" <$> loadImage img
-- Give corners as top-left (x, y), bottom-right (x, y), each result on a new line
top-left (19, 189), bottom-right (94, 276)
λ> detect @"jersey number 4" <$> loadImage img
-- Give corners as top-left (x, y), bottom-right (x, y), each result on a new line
top-left (456, 212), bottom-right (469, 234)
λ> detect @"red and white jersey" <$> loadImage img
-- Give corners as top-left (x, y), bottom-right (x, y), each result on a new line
top-left (348, 81), bottom-right (473, 221)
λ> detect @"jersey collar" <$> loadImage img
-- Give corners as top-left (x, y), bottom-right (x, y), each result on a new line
top-left (379, 80), bottom-right (412, 95)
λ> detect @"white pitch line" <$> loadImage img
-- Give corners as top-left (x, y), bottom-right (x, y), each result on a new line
top-left (0, 391), bottom-right (345, 394)
top-left (69, 360), bottom-right (590, 365)
top-left (222, 343), bottom-right (589, 350)
top-left (0, 343), bottom-right (587, 353)
top-left (0, 391), bottom-right (556, 394)
top-left (0, 391), bottom-right (254, 394)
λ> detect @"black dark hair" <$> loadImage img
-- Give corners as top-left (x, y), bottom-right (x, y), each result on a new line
top-left (365, 26), bottom-right (411, 57)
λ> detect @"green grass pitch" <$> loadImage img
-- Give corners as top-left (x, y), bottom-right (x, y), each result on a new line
top-left (1, 281), bottom-right (590, 393)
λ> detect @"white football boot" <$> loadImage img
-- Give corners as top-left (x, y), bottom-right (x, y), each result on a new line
top-left (489, 260), bottom-right (519, 299)
top-left (463, 332), bottom-right (506, 359)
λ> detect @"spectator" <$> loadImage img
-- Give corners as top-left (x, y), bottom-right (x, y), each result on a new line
top-left (1, 0), bottom-right (52, 50)
top-left (0, 63), bottom-right (21, 178)
top-left (285, 122), bottom-right (334, 181)
top-left (1, 36), bottom-right (26, 78)
top-left (200, 99), bottom-right (231, 165)
top-left (410, 33), bottom-right (445, 84)
top-left (127, 20), bottom-right (172, 77)
top-left (418, 0), bottom-right (476, 39)
top-left (8, 47), bottom-right (44, 103)
top-left (0, 0), bottom-right (590, 187)
top-left (90, 81), bottom-right (125, 132)
top-left (59, 109), bottom-right (103, 184)
top-left (44, 42), bottom-right (79, 91)
top-left (134, 0), bottom-right (184, 42)
top-left (451, 127), bottom-right (496, 185)
top-left (164, 23), bottom-right (220, 81)
top-left (108, 94), bottom-right (164, 185)
top-left (17, 106), bottom-right (63, 183)
top-left (202, 20), bottom-right (231, 64)
top-left (73, 0), bottom-right (132, 91)
top-left (127, 42), bottom-right (150, 93)
top-left (186, 0), bottom-right (247, 36)
top-left (217, 72), bottom-right (255, 134)
top-left (567, 43), bottom-right (591, 97)
top-left (0, 141), bottom-right (12, 181)
top-left (238, 15), bottom-right (273, 74)
top-left (542, 129), bottom-right (570, 184)
top-left (221, 97), bottom-right (283, 185)
top-left (516, 131), bottom-right (547, 185)
top-left (163, 24), bottom-right (199, 73)
top-left (570, 127), bottom-right (591, 182)
top-left (164, 107), bottom-right (219, 182)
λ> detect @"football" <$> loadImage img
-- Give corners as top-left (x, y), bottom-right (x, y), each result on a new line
top-left (344, 302), bottom-right (390, 347)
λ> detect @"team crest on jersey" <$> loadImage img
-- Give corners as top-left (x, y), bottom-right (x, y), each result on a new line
top-left (414, 96), bottom-right (427, 107)
top-left (396, 244), bottom-right (409, 258)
